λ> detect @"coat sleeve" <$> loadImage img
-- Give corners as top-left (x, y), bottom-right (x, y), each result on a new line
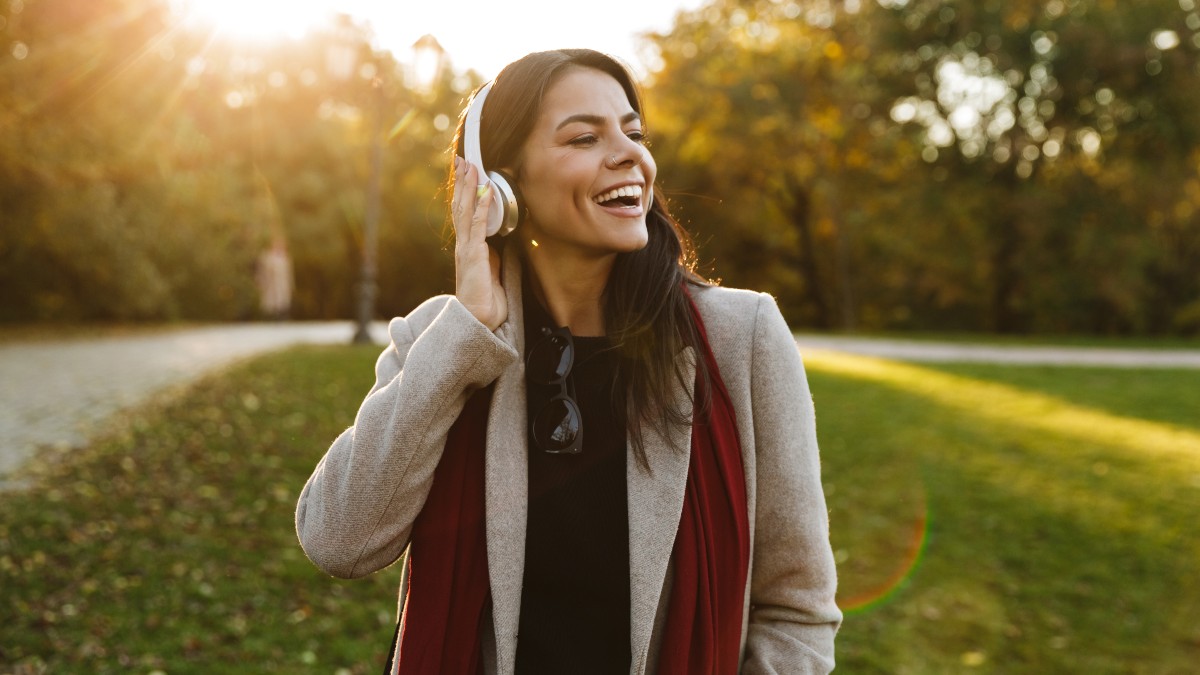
top-left (741, 293), bottom-right (842, 673)
top-left (295, 295), bottom-right (518, 579)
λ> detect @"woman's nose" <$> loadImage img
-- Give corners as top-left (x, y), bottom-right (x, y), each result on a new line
top-left (608, 138), bottom-right (648, 168)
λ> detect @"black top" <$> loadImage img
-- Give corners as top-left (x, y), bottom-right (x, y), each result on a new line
top-left (515, 285), bottom-right (631, 674)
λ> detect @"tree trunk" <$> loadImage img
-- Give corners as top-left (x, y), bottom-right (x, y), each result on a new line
top-left (785, 175), bottom-right (832, 330)
top-left (990, 165), bottom-right (1025, 334)
top-left (826, 171), bottom-right (856, 332)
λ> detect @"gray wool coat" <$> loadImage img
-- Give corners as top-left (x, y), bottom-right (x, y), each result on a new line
top-left (296, 247), bottom-right (842, 674)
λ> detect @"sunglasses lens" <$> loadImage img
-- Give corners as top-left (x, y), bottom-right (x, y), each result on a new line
top-left (533, 397), bottom-right (581, 453)
top-left (527, 332), bottom-right (573, 384)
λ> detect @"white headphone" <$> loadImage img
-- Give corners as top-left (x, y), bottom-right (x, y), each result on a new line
top-left (463, 82), bottom-right (523, 237)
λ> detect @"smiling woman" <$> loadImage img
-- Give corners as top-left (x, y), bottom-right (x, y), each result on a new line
top-left (171, 0), bottom-right (335, 41)
top-left (294, 48), bottom-right (842, 675)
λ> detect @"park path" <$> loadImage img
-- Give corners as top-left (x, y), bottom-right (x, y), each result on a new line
top-left (0, 321), bottom-right (385, 484)
top-left (1, 323), bottom-right (1198, 487)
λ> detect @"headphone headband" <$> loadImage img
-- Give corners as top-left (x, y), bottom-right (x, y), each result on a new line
top-left (463, 82), bottom-right (490, 178)
top-left (463, 82), bottom-right (520, 237)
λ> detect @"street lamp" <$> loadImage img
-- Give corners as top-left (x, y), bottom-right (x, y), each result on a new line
top-left (409, 34), bottom-right (446, 93)
top-left (327, 24), bottom-right (446, 344)
top-left (352, 69), bottom-right (385, 344)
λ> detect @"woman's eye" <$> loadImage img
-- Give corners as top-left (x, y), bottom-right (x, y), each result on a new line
top-left (568, 134), bottom-right (598, 147)
top-left (626, 130), bottom-right (647, 144)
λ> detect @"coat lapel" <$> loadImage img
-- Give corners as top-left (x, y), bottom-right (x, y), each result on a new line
top-left (484, 245), bottom-right (529, 675)
top-left (627, 346), bottom-right (696, 671)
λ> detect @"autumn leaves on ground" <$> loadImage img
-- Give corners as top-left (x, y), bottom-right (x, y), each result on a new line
top-left (2, 346), bottom-right (1197, 673)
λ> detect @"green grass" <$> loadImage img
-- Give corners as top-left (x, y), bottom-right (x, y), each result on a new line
top-left (799, 330), bottom-right (1200, 350)
top-left (2, 346), bottom-right (1198, 673)
top-left (0, 345), bottom-right (397, 674)
top-left (807, 351), bottom-right (1200, 673)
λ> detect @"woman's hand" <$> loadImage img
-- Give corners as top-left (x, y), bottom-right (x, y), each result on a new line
top-left (452, 157), bottom-right (508, 332)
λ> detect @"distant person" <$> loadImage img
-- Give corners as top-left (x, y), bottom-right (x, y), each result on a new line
top-left (256, 238), bottom-right (292, 320)
top-left (295, 49), bottom-right (841, 674)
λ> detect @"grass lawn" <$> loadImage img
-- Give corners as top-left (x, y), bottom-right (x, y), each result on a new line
top-left (2, 345), bottom-right (1198, 673)
top-left (807, 351), bottom-right (1200, 674)
top-left (0, 346), bottom-right (397, 674)
top-left (803, 331), bottom-right (1200, 350)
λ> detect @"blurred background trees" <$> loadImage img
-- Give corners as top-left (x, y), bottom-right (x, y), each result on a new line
top-left (2, 0), bottom-right (1198, 334)
top-left (0, 0), bottom-right (470, 322)
top-left (649, 0), bottom-right (1200, 334)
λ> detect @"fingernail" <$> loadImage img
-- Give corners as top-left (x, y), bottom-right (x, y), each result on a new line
top-left (454, 156), bottom-right (461, 170)
top-left (476, 183), bottom-right (491, 199)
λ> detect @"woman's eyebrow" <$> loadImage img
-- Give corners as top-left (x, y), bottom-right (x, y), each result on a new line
top-left (555, 111), bottom-right (642, 131)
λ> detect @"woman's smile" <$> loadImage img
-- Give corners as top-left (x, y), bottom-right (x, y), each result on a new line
top-left (591, 182), bottom-right (645, 216)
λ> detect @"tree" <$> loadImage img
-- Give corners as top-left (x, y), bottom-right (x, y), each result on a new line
top-left (644, 0), bottom-right (1200, 334)
top-left (646, 0), bottom-right (897, 330)
top-left (0, 2), bottom-right (469, 322)
top-left (875, 0), bottom-right (1200, 332)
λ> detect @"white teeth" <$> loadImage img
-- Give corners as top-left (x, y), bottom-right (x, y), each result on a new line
top-left (593, 184), bottom-right (644, 204)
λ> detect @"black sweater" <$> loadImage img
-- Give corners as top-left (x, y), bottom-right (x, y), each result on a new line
top-left (515, 291), bottom-right (631, 674)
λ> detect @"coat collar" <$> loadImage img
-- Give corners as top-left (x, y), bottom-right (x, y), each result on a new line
top-left (483, 244), bottom-right (695, 674)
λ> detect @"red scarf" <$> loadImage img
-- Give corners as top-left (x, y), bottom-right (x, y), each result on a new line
top-left (393, 297), bottom-right (750, 674)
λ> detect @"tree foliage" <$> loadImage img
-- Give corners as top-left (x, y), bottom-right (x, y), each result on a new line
top-left (647, 0), bottom-right (1200, 334)
top-left (2, 0), bottom-right (1198, 335)
top-left (1, 0), bottom-right (470, 322)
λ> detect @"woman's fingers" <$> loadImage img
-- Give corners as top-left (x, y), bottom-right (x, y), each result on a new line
top-left (451, 156), bottom-right (474, 242)
top-left (471, 182), bottom-right (492, 242)
top-left (453, 158), bottom-right (497, 248)
top-left (452, 157), bottom-right (505, 330)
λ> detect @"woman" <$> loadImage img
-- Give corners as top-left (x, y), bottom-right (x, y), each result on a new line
top-left (296, 49), bottom-right (841, 674)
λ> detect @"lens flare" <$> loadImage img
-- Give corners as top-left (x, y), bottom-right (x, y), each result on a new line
top-left (839, 485), bottom-right (929, 613)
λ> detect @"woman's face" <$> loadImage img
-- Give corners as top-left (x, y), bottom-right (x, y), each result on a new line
top-left (514, 67), bottom-right (656, 259)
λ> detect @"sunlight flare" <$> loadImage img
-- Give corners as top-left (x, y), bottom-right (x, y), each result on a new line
top-left (803, 350), bottom-right (1200, 466)
top-left (171, 0), bottom-right (336, 42)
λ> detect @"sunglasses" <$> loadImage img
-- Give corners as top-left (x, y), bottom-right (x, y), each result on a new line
top-left (526, 326), bottom-right (583, 454)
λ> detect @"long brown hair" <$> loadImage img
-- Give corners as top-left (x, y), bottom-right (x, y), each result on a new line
top-left (451, 49), bottom-right (712, 463)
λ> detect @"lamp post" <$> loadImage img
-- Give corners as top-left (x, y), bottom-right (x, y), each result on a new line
top-left (353, 75), bottom-right (385, 344)
top-left (328, 24), bottom-right (445, 344)
top-left (353, 34), bottom-right (444, 344)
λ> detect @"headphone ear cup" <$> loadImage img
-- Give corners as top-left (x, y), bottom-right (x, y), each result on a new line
top-left (487, 169), bottom-right (523, 238)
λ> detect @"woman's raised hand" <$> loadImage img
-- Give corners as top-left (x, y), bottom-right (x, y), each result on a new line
top-left (452, 156), bottom-right (508, 332)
